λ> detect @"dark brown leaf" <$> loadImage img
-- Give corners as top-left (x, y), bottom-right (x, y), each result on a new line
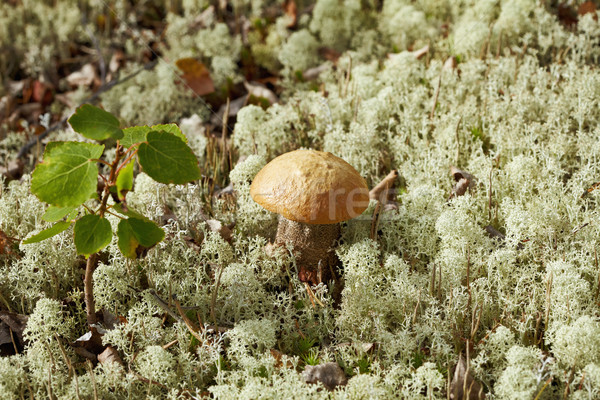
top-left (0, 159), bottom-right (24, 182)
top-left (450, 166), bottom-right (477, 198)
top-left (206, 219), bottom-right (233, 243)
top-left (176, 58), bottom-right (215, 96)
top-left (0, 311), bottom-right (28, 353)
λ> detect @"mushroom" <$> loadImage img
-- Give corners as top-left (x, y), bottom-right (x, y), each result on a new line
top-left (250, 149), bottom-right (369, 284)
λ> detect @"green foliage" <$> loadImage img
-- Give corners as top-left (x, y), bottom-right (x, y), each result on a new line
top-left (30, 141), bottom-right (104, 207)
top-left (74, 214), bottom-right (112, 257)
top-left (117, 217), bottom-right (164, 258)
top-left (25, 103), bottom-right (200, 260)
top-left (22, 220), bottom-right (72, 244)
top-left (115, 160), bottom-right (133, 200)
top-left (137, 130), bottom-right (201, 184)
top-left (68, 104), bottom-right (123, 141)
top-left (41, 205), bottom-right (76, 222)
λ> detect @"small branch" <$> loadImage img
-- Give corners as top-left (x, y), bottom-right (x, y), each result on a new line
top-left (91, 159), bottom-right (112, 168)
top-left (115, 148), bottom-right (138, 175)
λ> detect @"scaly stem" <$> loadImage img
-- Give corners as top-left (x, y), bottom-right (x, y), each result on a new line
top-left (84, 144), bottom-right (124, 326)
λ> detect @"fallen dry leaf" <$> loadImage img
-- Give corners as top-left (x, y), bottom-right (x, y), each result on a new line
top-left (0, 311), bottom-right (28, 355)
top-left (206, 219), bottom-right (233, 243)
top-left (444, 56), bottom-right (457, 70)
top-left (270, 349), bottom-right (294, 368)
top-left (283, 0), bottom-right (298, 28)
top-left (450, 166), bottom-right (477, 198)
top-left (98, 345), bottom-right (123, 365)
top-left (65, 63), bottom-right (99, 88)
top-left (303, 362), bottom-right (347, 391)
top-left (578, 1), bottom-right (598, 20)
top-left (243, 81), bottom-right (279, 105)
top-left (303, 63), bottom-right (330, 81)
top-left (31, 80), bottom-right (53, 106)
top-left (0, 159), bottom-right (24, 183)
top-left (210, 95), bottom-right (248, 127)
top-left (176, 58), bottom-right (215, 96)
top-left (450, 354), bottom-right (486, 400)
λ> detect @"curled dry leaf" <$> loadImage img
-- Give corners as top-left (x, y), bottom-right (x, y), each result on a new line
top-left (243, 81), bottom-right (279, 105)
top-left (450, 166), bottom-right (477, 198)
top-left (578, 1), bottom-right (597, 20)
top-left (66, 64), bottom-right (99, 88)
top-left (283, 0), bottom-right (298, 28)
top-left (206, 219), bottom-right (233, 243)
top-left (450, 354), bottom-right (486, 400)
top-left (303, 63), bottom-right (330, 81)
top-left (98, 345), bottom-right (123, 366)
top-left (176, 58), bottom-right (215, 97)
top-left (444, 56), bottom-right (457, 70)
top-left (303, 362), bottom-right (347, 391)
top-left (0, 159), bottom-right (24, 183)
top-left (388, 44), bottom-right (429, 61)
top-left (270, 349), bottom-right (294, 369)
top-left (210, 95), bottom-right (248, 127)
top-left (0, 311), bottom-right (28, 352)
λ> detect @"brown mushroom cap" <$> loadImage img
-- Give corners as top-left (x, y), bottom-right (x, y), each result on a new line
top-left (250, 149), bottom-right (370, 224)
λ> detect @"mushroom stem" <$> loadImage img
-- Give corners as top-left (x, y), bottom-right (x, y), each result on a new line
top-left (275, 216), bottom-right (341, 284)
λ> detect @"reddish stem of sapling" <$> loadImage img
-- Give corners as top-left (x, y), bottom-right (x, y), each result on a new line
top-left (84, 144), bottom-right (123, 326)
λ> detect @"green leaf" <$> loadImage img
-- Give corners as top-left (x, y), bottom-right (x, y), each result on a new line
top-left (138, 130), bottom-right (201, 184)
top-left (120, 126), bottom-right (149, 149)
top-left (116, 219), bottom-right (137, 258)
top-left (116, 218), bottom-right (164, 259)
top-left (22, 221), bottom-right (72, 244)
top-left (31, 142), bottom-right (104, 207)
top-left (112, 203), bottom-right (148, 220)
top-left (150, 124), bottom-right (187, 143)
top-left (42, 206), bottom-right (76, 222)
top-left (129, 218), bottom-right (165, 246)
top-left (120, 124), bottom-right (187, 148)
top-left (116, 161), bottom-right (134, 200)
top-left (68, 104), bottom-right (123, 141)
top-left (74, 215), bottom-right (112, 257)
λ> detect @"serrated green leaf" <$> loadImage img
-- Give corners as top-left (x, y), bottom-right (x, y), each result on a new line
top-left (129, 217), bottom-right (165, 246)
top-left (138, 130), bottom-right (201, 184)
top-left (120, 126), bottom-right (149, 149)
top-left (31, 142), bottom-right (104, 207)
top-left (116, 161), bottom-right (134, 200)
top-left (42, 206), bottom-right (76, 222)
top-left (112, 203), bottom-right (148, 221)
top-left (150, 124), bottom-right (187, 143)
top-left (117, 219), bottom-right (138, 258)
top-left (116, 218), bottom-right (164, 259)
top-left (68, 104), bottom-right (123, 141)
top-left (23, 221), bottom-right (72, 244)
top-left (74, 215), bottom-right (112, 257)
top-left (120, 124), bottom-right (186, 149)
